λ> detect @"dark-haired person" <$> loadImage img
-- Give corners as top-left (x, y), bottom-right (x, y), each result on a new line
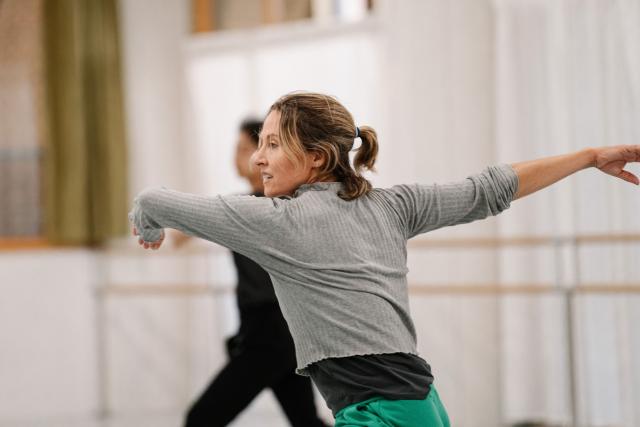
top-left (130, 92), bottom-right (640, 427)
top-left (178, 120), bottom-right (328, 427)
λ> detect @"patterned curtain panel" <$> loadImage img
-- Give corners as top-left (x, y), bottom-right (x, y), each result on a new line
top-left (0, 0), bottom-right (44, 238)
top-left (43, 0), bottom-right (128, 245)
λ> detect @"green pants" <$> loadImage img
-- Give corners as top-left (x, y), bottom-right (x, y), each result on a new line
top-left (334, 385), bottom-right (450, 427)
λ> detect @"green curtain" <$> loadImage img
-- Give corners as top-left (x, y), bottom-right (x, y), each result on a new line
top-left (43, 0), bottom-right (128, 245)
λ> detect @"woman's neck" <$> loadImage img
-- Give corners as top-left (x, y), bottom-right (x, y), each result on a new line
top-left (308, 173), bottom-right (338, 184)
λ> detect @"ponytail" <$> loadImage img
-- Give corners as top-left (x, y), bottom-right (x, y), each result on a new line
top-left (353, 126), bottom-right (378, 172)
top-left (338, 125), bottom-right (379, 201)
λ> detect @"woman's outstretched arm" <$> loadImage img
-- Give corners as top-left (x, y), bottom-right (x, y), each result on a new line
top-left (128, 188), bottom-right (287, 255)
top-left (512, 145), bottom-right (640, 200)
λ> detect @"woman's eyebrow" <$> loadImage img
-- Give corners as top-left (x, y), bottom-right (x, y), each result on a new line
top-left (259, 133), bottom-right (280, 142)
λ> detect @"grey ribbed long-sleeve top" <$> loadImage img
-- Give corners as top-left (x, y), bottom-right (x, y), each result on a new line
top-left (129, 164), bottom-right (519, 375)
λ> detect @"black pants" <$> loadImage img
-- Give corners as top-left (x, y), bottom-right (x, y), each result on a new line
top-left (184, 304), bottom-right (328, 427)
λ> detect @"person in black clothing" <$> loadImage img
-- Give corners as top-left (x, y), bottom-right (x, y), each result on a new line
top-left (182, 119), bottom-right (329, 427)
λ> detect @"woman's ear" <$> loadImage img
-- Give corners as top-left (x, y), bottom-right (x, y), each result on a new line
top-left (309, 150), bottom-right (325, 169)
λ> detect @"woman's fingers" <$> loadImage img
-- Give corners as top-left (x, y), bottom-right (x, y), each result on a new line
top-left (595, 146), bottom-right (640, 185)
top-left (134, 229), bottom-right (165, 250)
top-left (617, 170), bottom-right (640, 185)
top-left (140, 239), bottom-right (164, 249)
top-left (153, 235), bottom-right (165, 250)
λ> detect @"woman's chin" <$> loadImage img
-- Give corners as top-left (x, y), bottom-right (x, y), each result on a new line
top-left (263, 186), bottom-right (278, 198)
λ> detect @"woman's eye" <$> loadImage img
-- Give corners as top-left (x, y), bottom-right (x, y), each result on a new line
top-left (269, 142), bottom-right (278, 148)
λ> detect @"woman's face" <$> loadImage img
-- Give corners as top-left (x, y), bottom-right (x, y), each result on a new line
top-left (251, 110), bottom-right (320, 197)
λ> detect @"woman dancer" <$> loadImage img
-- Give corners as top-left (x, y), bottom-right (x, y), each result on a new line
top-left (131, 92), bottom-right (640, 426)
top-left (179, 120), bottom-right (328, 427)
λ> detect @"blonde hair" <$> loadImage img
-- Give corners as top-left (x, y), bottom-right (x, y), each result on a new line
top-left (268, 92), bottom-right (378, 201)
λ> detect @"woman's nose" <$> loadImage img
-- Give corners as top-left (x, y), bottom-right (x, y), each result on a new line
top-left (251, 148), bottom-right (265, 166)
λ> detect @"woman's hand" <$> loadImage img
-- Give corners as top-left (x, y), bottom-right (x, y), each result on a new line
top-left (132, 226), bottom-right (165, 250)
top-left (512, 145), bottom-right (640, 200)
top-left (594, 145), bottom-right (640, 185)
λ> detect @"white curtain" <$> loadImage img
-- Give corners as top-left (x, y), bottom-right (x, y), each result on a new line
top-left (495, 0), bottom-right (640, 425)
